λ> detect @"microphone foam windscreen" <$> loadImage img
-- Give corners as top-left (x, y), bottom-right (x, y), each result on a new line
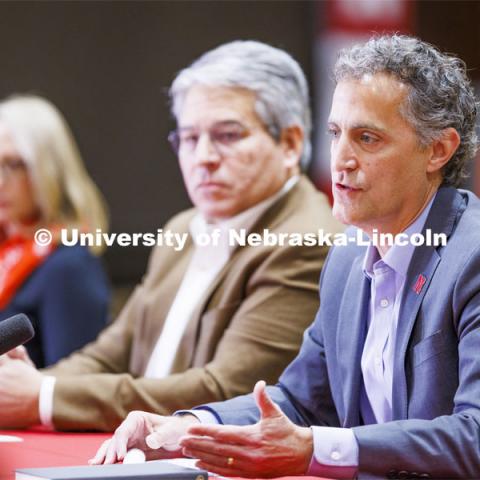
top-left (0, 314), bottom-right (34, 356)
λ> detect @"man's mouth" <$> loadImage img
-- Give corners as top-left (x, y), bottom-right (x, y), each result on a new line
top-left (197, 181), bottom-right (228, 191)
top-left (334, 182), bottom-right (361, 193)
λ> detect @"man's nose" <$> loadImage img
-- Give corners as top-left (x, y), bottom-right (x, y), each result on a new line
top-left (331, 135), bottom-right (358, 173)
top-left (192, 132), bottom-right (221, 167)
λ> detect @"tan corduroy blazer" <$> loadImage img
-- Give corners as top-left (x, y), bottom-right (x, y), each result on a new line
top-left (45, 176), bottom-right (342, 431)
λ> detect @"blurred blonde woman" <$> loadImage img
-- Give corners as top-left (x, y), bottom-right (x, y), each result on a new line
top-left (0, 95), bottom-right (110, 367)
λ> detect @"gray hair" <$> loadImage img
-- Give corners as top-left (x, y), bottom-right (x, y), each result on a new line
top-left (334, 34), bottom-right (478, 187)
top-left (170, 40), bottom-right (312, 168)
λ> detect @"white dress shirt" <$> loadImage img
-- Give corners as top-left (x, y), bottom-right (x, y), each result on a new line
top-left (39, 176), bottom-right (299, 427)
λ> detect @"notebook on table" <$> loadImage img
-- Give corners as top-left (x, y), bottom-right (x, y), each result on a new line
top-left (16, 460), bottom-right (208, 480)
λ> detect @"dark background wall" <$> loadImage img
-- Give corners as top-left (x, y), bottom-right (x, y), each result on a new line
top-left (0, 1), bottom-right (477, 286)
top-left (417, 0), bottom-right (480, 69)
top-left (0, 0), bottom-right (314, 284)
top-left (417, 0), bottom-right (480, 193)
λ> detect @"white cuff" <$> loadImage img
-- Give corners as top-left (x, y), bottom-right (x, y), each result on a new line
top-left (308, 426), bottom-right (358, 479)
top-left (39, 375), bottom-right (56, 429)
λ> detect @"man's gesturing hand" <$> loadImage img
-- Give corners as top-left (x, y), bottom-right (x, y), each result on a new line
top-left (180, 381), bottom-right (313, 478)
top-left (89, 412), bottom-right (199, 465)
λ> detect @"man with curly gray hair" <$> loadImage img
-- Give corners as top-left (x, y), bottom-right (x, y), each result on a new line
top-left (333, 34), bottom-right (477, 187)
top-left (93, 35), bottom-right (480, 479)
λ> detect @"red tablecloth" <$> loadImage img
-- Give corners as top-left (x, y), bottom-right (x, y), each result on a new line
top-left (0, 429), bottom-right (108, 479)
top-left (0, 429), bottom-right (324, 480)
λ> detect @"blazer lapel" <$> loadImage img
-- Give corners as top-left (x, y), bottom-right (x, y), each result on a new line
top-left (392, 248), bottom-right (440, 419)
top-left (169, 255), bottom-right (239, 373)
top-left (392, 187), bottom-right (465, 419)
top-left (336, 254), bottom-right (370, 427)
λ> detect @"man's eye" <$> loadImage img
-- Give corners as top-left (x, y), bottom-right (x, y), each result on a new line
top-left (360, 133), bottom-right (378, 144)
top-left (327, 128), bottom-right (339, 138)
top-left (214, 131), bottom-right (243, 143)
top-left (181, 133), bottom-right (199, 145)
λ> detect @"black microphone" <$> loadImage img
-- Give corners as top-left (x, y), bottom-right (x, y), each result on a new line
top-left (0, 314), bottom-right (34, 356)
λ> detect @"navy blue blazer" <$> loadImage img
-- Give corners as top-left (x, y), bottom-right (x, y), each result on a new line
top-left (202, 187), bottom-right (480, 479)
top-left (0, 244), bottom-right (110, 368)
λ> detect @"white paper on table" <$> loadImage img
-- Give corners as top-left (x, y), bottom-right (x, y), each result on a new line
top-left (0, 435), bottom-right (23, 443)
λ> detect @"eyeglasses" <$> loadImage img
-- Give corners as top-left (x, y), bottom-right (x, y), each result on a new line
top-left (0, 158), bottom-right (27, 180)
top-left (168, 121), bottom-right (258, 156)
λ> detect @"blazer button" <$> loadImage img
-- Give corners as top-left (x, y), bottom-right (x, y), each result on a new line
top-left (387, 469), bottom-right (398, 479)
top-left (398, 471), bottom-right (409, 479)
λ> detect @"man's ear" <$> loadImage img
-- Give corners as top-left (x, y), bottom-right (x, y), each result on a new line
top-left (427, 127), bottom-right (461, 174)
top-left (280, 125), bottom-right (304, 170)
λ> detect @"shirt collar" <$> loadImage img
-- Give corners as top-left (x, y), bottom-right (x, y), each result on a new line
top-left (363, 191), bottom-right (437, 279)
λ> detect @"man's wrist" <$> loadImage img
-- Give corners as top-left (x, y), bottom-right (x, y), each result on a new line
top-left (298, 426), bottom-right (314, 474)
top-left (175, 409), bottom-right (219, 425)
top-left (177, 413), bottom-right (200, 424)
top-left (25, 373), bottom-right (43, 426)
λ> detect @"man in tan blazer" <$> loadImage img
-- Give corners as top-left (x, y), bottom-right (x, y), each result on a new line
top-left (0, 40), bottom-right (339, 431)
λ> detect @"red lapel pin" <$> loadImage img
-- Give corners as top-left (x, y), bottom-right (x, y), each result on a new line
top-left (413, 274), bottom-right (427, 294)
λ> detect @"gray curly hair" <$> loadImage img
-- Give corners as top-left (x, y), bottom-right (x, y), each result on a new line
top-left (334, 35), bottom-right (478, 187)
top-left (169, 40), bottom-right (312, 169)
